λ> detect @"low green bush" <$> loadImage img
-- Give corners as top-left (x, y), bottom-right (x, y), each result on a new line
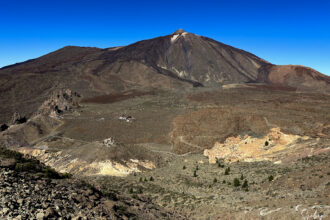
top-left (1, 147), bottom-right (70, 179)
top-left (224, 167), bottom-right (230, 175)
top-left (242, 180), bottom-right (248, 188)
top-left (233, 178), bottom-right (240, 187)
top-left (268, 175), bottom-right (274, 182)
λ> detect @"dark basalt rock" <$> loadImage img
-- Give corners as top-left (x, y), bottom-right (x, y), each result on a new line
top-left (0, 124), bottom-right (8, 132)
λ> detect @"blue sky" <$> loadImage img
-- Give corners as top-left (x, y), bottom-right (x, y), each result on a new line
top-left (1, 0), bottom-right (329, 75)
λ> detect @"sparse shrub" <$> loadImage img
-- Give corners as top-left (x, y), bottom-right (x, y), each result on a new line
top-left (0, 147), bottom-right (23, 160)
top-left (113, 204), bottom-right (130, 216)
top-left (61, 172), bottom-right (72, 178)
top-left (213, 178), bottom-right (217, 183)
top-left (222, 180), bottom-right (226, 184)
top-left (196, 165), bottom-right (199, 171)
top-left (233, 178), bottom-right (240, 187)
top-left (1, 147), bottom-right (69, 179)
top-left (216, 158), bottom-right (224, 168)
top-left (183, 165), bottom-right (186, 170)
top-left (139, 177), bottom-right (143, 182)
top-left (144, 177), bottom-right (148, 182)
top-left (268, 175), bottom-right (274, 182)
top-left (129, 188), bottom-right (134, 194)
top-left (150, 176), bottom-right (154, 181)
top-left (15, 163), bottom-right (30, 172)
top-left (240, 174), bottom-right (244, 180)
top-left (242, 180), bottom-right (248, 188)
top-left (193, 170), bottom-right (197, 177)
top-left (43, 167), bottom-right (61, 179)
top-left (224, 167), bottom-right (230, 175)
top-left (137, 187), bottom-right (143, 194)
top-left (15, 160), bottom-right (40, 173)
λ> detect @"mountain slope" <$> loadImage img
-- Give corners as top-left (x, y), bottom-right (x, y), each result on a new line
top-left (97, 29), bottom-right (269, 87)
top-left (0, 29), bottom-right (329, 123)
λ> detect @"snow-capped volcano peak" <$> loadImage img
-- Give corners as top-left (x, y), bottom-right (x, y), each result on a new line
top-left (172, 29), bottom-right (186, 35)
top-left (171, 29), bottom-right (189, 43)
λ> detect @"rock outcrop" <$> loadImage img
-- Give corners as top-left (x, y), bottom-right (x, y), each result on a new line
top-left (18, 146), bottom-right (156, 177)
top-left (103, 137), bottom-right (116, 147)
top-left (11, 112), bottom-right (27, 125)
top-left (37, 89), bottom-right (80, 118)
top-left (11, 112), bottom-right (21, 124)
top-left (204, 128), bottom-right (309, 163)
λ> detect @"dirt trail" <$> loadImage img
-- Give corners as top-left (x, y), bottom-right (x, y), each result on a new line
top-left (178, 136), bottom-right (204, 150)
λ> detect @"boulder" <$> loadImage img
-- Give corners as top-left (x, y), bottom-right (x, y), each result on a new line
top-left (0, 124), bottom-right (9, 132)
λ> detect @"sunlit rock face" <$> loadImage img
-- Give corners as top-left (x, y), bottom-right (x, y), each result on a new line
top-left (204, 127), bottom-right (309, 163)
top-left (18, 146), bottom-right (155, 177)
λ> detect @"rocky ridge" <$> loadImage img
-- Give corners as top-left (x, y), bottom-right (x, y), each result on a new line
top-left (0, 147), bottom-right (183, 219)
top-left (0, 147), bottom-right (114, 219)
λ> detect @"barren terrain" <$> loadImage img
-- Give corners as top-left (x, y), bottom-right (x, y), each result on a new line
top-left (1, 85), bottom-right (329, 219)
top-left (0, 30), bottom-right (329, 219)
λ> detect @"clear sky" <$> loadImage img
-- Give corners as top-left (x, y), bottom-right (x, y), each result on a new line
top-left (1, 0), bottom-right (329, 75)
